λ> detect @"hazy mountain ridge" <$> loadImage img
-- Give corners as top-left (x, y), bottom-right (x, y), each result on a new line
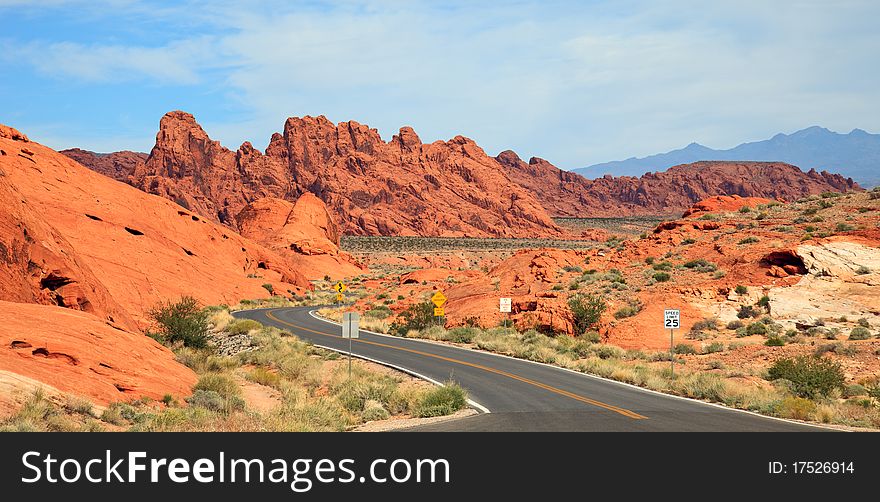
top-left (576, 127), bottom-right (880, 187)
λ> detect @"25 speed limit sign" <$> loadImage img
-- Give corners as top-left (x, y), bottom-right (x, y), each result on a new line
top-left (664, 309), bottom-right (680, 329)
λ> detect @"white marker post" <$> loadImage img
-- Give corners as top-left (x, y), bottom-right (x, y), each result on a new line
top-left (342, 312), bottom-right (360, 379)
top-left (499, 297), bottom-right (512, 328)
top-left (664, 309), bottom-right (680, 377)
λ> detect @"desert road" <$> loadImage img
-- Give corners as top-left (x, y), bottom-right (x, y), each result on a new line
top-left (234, 307), bottom-right (826, 432)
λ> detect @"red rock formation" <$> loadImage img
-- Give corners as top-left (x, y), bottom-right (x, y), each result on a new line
top-left (1, 124), bottom-right (311, 330)
top-left (59, 148), bottom-right (147, 182)
top-left (237, 195), bottom-right (365, 279)
top-left (682, 195), bottom-right (774, 217)
top-left (68, 111), bottom-right (563, 238)
top-left (0, 301), bottom-right (197, 407)
top-left (498, 151), bottom-right (860, 217)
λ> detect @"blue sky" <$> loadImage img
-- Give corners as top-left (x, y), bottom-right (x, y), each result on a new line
top-left (1, 0), bottom-right (878, 168)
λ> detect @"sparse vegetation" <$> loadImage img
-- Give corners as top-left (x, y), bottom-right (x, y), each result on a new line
top-left (767, 356), bottom-right (845, 399)
top-left (567, 293), bottom-right (607, 335)
top-left (149, 296), bottom-right (210, 348)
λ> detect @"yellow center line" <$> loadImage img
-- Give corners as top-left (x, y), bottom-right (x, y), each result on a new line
top-left (265, 309), bottom-right (647, 420)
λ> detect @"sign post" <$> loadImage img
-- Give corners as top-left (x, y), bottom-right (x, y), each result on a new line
top-left (664, 309), bottom-right (680, 377)
top-left (334, 281), bottom-right (347, 305)
top-left (431, 291), bottom-right (447, 325)
top-left (342, 312), bottom-right (359, 378)
top-left (499, 297), bottom-right (512, 328)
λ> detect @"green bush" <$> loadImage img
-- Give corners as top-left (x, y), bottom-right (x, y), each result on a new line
top-left (365, 305), bottom-right (393, 319)
top-left (261, 283), bottom-right (274, 295)
top-left (653, 272), bottom-right (671, 282)
top-left (673, 343), bottom-right (697, 355)
top-left (227, 319), bottom-right (262, 336)
top-left (705, 342), bottom-right (725, 354)
top-left (734, 285), bottom-right (748, 295)
top-left (757, 295), bottom-right (770, 308)
top-left (681, 238), bottom-right (696, 245)
top-left (683, 259), bottom-right (717, 273)
top-left (737, 305), bottom-right (759, 319)
top-left (389, 301), bottom-right (435, 336)
top-left (414, 383), bottom-right (467, 418)
top-left (726, 319), bottom-right (744, 330)
top-left (766, 356), bottom-right (845, 399)
top-left (849, 326), bottom-right (871, 340)
top-left (738, 237), bottom-right (760, 245)
top-left (149, 296), bottom-right (210, 348)
top-left (652, 261), bottom-right (673, 271)
top-left (567, 293), bottom-right (607, 336)
top-left (764, 335), bottom-right (786, 346)
top-left (613, 304), bottom-right (640, 319)
top-left (446, 327), bottom-right (480, 343)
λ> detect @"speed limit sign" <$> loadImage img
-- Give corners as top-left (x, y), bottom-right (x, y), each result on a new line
top-left (664, 309), bottom-right (680, 330)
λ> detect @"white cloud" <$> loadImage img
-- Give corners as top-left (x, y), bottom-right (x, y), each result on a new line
top-left (5, 0), bottom-right (880, 167)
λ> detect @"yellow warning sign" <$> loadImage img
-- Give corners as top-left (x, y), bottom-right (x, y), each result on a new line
top-left (334, 281), bottom-right (347, 293)
top-left (431, 290), bottom-right (447, 308)
top-left (434, 307), bottom-right (445, 317)
top-left (336, 292), bottom-right (344, 302)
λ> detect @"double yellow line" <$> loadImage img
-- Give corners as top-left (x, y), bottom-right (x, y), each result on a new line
top-left (265, 309), bottom-right (647, 420)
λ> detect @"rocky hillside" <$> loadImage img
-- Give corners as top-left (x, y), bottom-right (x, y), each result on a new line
top-left (67, 111), bottom-right (563, 238)
top-left (498, 150), bottom-right (859, 217)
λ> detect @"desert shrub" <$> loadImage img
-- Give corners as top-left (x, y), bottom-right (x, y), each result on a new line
top-left (673, 343), bottom-right (697, 355)
top-left (705, 342), bottom-right (725, 354)
top-left (226, 319), bottom-right (262, 336)
top-left (446, 327), bottom-right (480, 344)
top-left (261, 283), bottom-right (274, 295)
top-left (389, 301), bottom-right (435, 336)
top-left (818, 200), bottom-right (834, 209)
top-left (652, 261), bottom-right (673, 271)
top-left (567, 293), bottom-right (607, 336)
top-left (683, 259), bottom-right (717, 273)
top-left (681, 238), bottom-right (696, 245)
top-left (738, 206), bottom-right (752, 213)
top-left (414, 383), bottom-right (467, 418)
top-left (738, 237), bottom-right (760, 245)
top-left (836, 223), bottom-right (855, 232)
top-left (644, 257), bottom-right (655, 265)
top-left (194, 373), bottom-right (241, 399)
top-left (849, 326), bottom-right (871, 340)
top-left (764, 335), bottom-right (786, 346)
top-left (737, 305), bottom-right (759, 319)
top-left (757, 295), bottom-right (770, 308)
top-left (246, 367), bottom-right (282, 388)
top-left (778, 396), bottom-right (817, 420)
top-left (149, 296), bottom-right (210, 348)
top-left (766, 356), bottom-right (845, 399)
top-left (855, 266), bottom-right (871, 275)
top-left (857, 318), bottom-right (871, 328)
top-left (614, 304), bottom-right (640, 319)
top-left (653, 272), bottom-right (671, 282)
top-left (844, 384), bottom-right (867, 398)
top-left (580, 330), bottom-right (601, 343)
top-left (594, 345), bottom-right (625, 360)
top-left (365, 305), bottom-right (393, 319)
top-left (707, 360), bottom-right (726, 369)
top-left (562, 265), bottom-right (583, 273)
top-left (361, 400), bottom-right (390, 422)
top-left (734, 285), bottom-right (748, 295)
top-left (726, 319), bottom-right (745, 330)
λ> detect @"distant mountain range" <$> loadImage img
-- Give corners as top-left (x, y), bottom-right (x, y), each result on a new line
top-left (574, 126), bottom-right (880, 187)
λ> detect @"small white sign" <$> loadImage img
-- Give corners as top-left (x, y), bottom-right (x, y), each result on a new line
top-left (499, 297), bottom-right (512, 313)
top-left (342, 312), bottom-right (360, 339)
top-left (664, 309), bottom-right (680, 330)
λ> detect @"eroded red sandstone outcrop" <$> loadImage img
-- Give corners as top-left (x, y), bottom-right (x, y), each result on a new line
top-left (1, 123), bottom-right (311, 331)
top-left (497, 151), bottom-right (859, 217)
top-left (67, 111), bottom-right (564, 238)
top-left (237, 195), bottom-right (365, 279)
top-left (60, 148), bottom-right (147, 182)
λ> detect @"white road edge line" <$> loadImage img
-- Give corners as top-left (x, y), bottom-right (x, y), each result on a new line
top-left (304, 309), bottom-right (839, 431)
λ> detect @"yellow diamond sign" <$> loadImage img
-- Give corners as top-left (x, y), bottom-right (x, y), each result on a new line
top-left (431, 290), bottom-right (447, 308)
top-left (334, 281), bottom-right (347, 293)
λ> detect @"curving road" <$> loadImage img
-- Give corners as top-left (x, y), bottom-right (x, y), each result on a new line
top-left (234, 307), bottom-right (827, 432)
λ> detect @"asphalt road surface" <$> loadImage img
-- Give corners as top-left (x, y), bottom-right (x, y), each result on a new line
top-left (234, 307), bottom-right (827, 432)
